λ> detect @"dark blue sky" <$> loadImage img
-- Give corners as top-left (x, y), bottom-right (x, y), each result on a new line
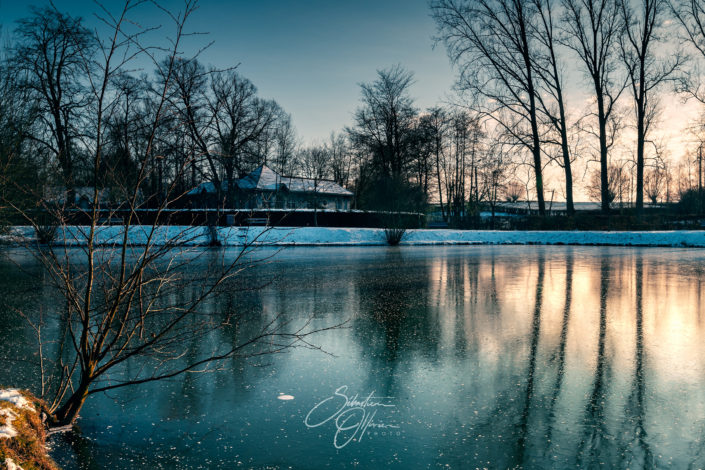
top-left (0, 0), bottom-right (455, 143)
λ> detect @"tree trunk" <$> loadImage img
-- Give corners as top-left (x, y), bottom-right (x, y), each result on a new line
top-left (436, 145), bottom-right (446, 221)
top-left (556, 84), bottom-right (574, 216)
top-left (635, 63), bottom-right (646, 217)
top-left (597, 94), bottom-right (611, 213)
top-left (52, 378), bottom-right (91, 426)
top-left (635, 108), bottom-right (645, 217)
top-left (224, 165), bottom-right (234, 209)
top-left (519, 9), bottom-right (545, 216)
top-left (562, 131), bottom-right (574, 216)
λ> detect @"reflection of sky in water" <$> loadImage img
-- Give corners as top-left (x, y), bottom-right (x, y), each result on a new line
top-left (1, 246), bottom-right (705, 468)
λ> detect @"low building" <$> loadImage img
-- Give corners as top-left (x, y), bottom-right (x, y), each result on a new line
top-left (187, 165), bottom-right (353, 210)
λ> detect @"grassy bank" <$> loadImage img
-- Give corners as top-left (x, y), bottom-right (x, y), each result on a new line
top-left (0, 389), bottom-right (57, 470)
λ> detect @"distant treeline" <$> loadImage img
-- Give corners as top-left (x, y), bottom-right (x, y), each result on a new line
top-left (2, 0), bottom-right (705, 231)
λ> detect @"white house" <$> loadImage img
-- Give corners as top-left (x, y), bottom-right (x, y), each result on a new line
top-left (187, 165), bottom-right (354, 210)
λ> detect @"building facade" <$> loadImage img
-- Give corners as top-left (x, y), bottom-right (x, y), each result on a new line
top-left (187, 165), bottom-right (353, 210)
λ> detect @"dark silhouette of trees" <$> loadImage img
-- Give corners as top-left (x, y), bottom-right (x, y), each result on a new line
top-left (209, 70), bottom-right (280, 208)
top-left (560, 0), bottom-right (626, 213)
top-left (671, 0), bottom-right (705, 103)
top-left (620, 0), bottom-right (682, 216)
top-left (5, 1), bottom-right (339, 428)
top-left (10, 6), bottom-right (96, 201)
top-left (348, 65), bottom-right (418, 179)
top-left (271, 111), bottom-right (299, 177)
top-left (328, 132), bottom-right (354, 189)
top-left (431, 0), bottom-right (547, 215)
top-left (299, 144), bottom-right (331, 226)
top-left (530, 0), bottom-right (577, 215)
top-left (422, 107), bottom-right (450, 219)
top-left (347, 65), bottom-right (426, 211)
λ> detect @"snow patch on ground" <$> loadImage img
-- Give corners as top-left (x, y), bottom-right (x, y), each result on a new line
top-left (4, 457), bottom-right (23, 470)
top-left (0, 389), bottom-right (34, 441)
top-left (0, 409), bottom-right (17, 439)
top-left (0, 390), bottom-right (32, 411)
top-left (2, 226), bottom-right (705, 247)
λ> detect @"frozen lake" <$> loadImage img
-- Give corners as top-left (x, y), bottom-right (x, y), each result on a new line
top-left (1, 245), bottom-right (704, 468)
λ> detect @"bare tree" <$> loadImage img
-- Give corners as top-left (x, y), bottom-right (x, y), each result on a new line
top-left (208, 70), bottom-right (279, 208)
top-left (619, 0), bottom-right (682, 215)
top-left (6, 1), bottom-right (338, 428)
top-left (299, 144), bottom-right (331, 226)
top-left (671, 0), bottom-right (705, 103)
top-left (644, 167), bottom-right (664, 203)
top-left (530, 0), bottom-right (577, 215)
top-left (0, 57), bottom-right (41, 228)
top-left (421, 107), bottom-right (450, 220)
top-left (271, 111), bottom-right (299, 177)
top-left (328, 132), bottom-right (353, 189)
top-left (347, 65), bottom-right (418, 179)
top-left (163, 57), bottom-right (220, 201)
top-left (504, 180), bottom-right (526, 202)
top-left (431, 0), bottom-right (547, 215)
top-left (561, 0), bottom-right (626, 212)
top-left (480, 141), bottom-right (509, 226)
top-left (586, 162), bottom-right (630, 206)
top-left (10, 6), bottom-right (96, 202)
top-left (443, 111), bottom-right (483, 221)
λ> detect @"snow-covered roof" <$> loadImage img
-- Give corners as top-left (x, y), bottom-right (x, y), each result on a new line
top-left (188, 165), bottom-right (353, 197)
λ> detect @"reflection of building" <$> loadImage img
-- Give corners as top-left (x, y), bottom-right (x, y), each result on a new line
top-left (187, 165), bottom-right (353, 210)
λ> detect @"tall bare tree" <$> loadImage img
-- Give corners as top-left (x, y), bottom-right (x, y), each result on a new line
top-left (163, 57), bottom-right (219, 199)
top-left (328, 132), bottom-right (354, 189)
top-left (299, 144), bottom-right (331, 226)
top-left (431, 0), bottom-right (547, 215)
top-left (530, 0), bottom-right (577, 215)
top-left (560, 0), bottom-right (626, 212)
top-left (271, 111), bottom-right (299, 177)
top-left (671, 0), bottom-right (705, 103)
top-left (208, 70), bottom-right (279, 208)
top-left (0, 55), bottom-right (41, 225)
top-left (347, 65), bottom-right (418, 179)
top-left (620, 0), bottom-right (682, 215)
top-left (11, 6), bottom-right (96, 202)
top-left (421, 107), bottom-right (450, 220)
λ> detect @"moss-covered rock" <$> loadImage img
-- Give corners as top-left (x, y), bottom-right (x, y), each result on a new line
top-left (0, 389), bottom-right (58, 470)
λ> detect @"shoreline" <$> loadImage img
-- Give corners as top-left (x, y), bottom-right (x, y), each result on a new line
top-left (1, 226), bottom-right (704, 248)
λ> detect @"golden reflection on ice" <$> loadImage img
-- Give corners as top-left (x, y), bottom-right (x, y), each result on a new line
top-left (426, 248), bottom-right (705, 387)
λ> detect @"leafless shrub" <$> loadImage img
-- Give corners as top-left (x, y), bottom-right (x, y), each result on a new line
top-left (384, 226), bottom-right (406, 245)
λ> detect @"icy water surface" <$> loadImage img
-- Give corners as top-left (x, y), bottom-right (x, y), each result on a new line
top-left (1, 245), bottom-right (705, 469)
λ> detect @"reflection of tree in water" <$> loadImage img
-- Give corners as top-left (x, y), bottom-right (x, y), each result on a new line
top-left (350, 249), bottom-right (441, 396)
top-left (544, 249), bottom-right (573, 451)
top-left (618, 255), bottom-right (654, 468)
top-left (0, 257), bottom-right (54, 386)
top-left (353, 250), bottom-right (440, 357)
top-left (431, 250), bottom-right (546, 469)
top-left (514, 251), bottom-right (545, 467)
top-left (577, 257), bottom-right (613, 467)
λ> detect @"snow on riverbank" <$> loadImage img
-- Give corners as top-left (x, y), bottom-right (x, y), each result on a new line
top-left (2, 226), bottom-right (705, 247)
top-left (0, 391), bottom-right (32, 412)
top-left (0, 389), bottom-right (57, 470)
top-left (0, 390), bottom-right (34, 441)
